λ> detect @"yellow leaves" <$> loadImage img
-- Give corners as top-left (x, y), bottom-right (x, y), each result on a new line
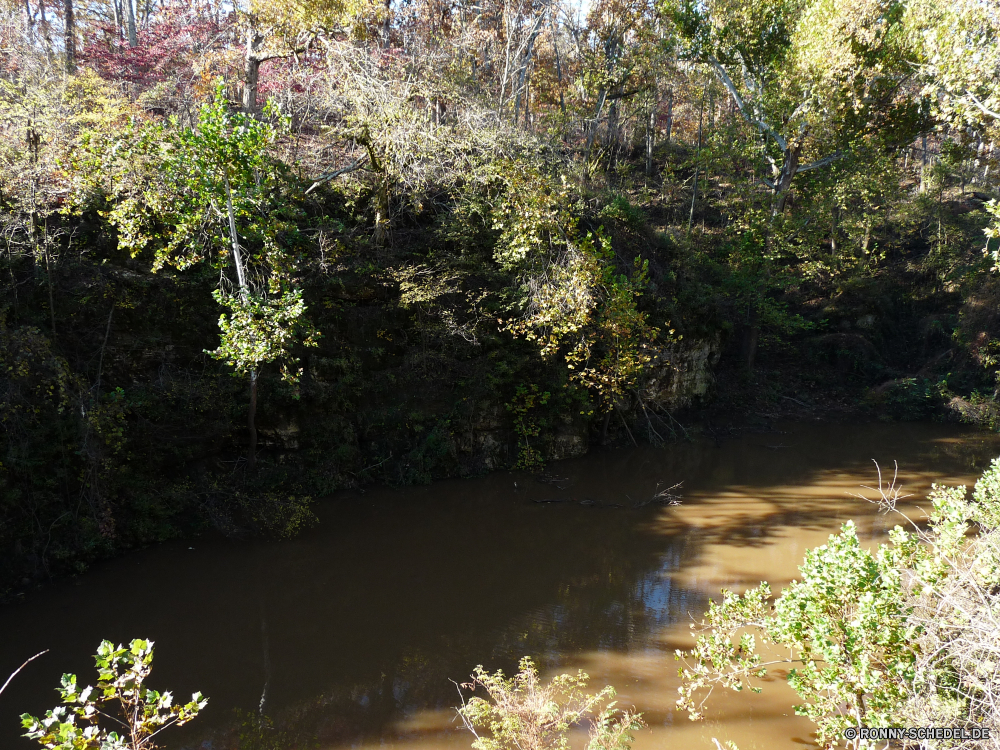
top-left (248, 0), bottom-right (387, 37)
top-left (392, 264), bottom-right (461, 308)
top-left (61, 70), bottom-right (130, 132)
top-left (795, 0), bottom-right (911, 92)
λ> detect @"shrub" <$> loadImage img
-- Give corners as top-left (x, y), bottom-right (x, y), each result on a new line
top-left (21, 639), bottom-right (206, 750)
top-left (677, 460), bottom-right (1000, 748)
top-left (457, 656), bottom-right (644, 750)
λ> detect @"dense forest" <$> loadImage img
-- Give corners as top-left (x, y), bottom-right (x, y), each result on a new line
top-left (1, 0), bottom-right (999, 594)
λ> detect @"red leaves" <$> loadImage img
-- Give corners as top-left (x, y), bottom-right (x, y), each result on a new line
top-left (79, 8), bottom-right (235, 92)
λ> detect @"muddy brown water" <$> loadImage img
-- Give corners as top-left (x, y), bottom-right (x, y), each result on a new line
top-left (3, 421), bottom-right (1000, 750)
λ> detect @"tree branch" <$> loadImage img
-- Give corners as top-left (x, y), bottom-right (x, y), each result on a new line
top-left (0, 650), bottom-right (48, 698)
top-left (304, 156), bottom-right (370, 195)
top-left (797, 152), bottom-right (843, 173)
top-left (605, 85), bottom-right (648, 101)
top-left (967, 90), bottom-right (1000, 121)
top-left (707, 57), bottom-right (787, 151)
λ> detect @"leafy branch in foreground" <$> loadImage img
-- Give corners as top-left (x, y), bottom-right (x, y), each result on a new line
top-left (677, 459), bottom-right (1000, 749)
top-left (456, 656), bottom-right (643, 750)
top-left (21, 639), bottom-right (206, 750)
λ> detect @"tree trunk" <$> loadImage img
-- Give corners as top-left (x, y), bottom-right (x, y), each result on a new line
top-left (831, 204), bottom-right (839, 256)
top-left (607, 95), bottom-right (620, 169)
top-left (39, 0), bottom-right (51, 50)
top-left (112, 0), bottom-right (121, 41)
top-left (585, 36), bottom-right (619, 162)
top-left (63, 0), bottom-right (75, 73)
top-left (524, 77), bottom-right (531, 130)
top-left (584, 88), bottom-right (608, 162)
top-left (373, 178), bottom-right (390, 245)
top-left (513, 14), bottom-right (543, 127)
top-left (225, 174), bottom-right (258, 470)
top-left (550, 14), bottom-right (566, 120)
top-left (248, 370), bottom-right (258, 471)
top-left (688, 89), bottom-right (705, 235)
top-left (225, 176), bottom-right (248, 291)
top-left (583, 88), bottom-right (608, 162)
top-left (243, 29), bottom-right (264, 113)
top-left (664, 87), bottom-right (673, 144)
top-left (646, 103), bottom-right (656, 176)
top-left (773, 146), bottom-right (800, 215)
top-left (920, 134), bottom-right (928, 193)
top-left (125, 0), bottom-right (136, 47)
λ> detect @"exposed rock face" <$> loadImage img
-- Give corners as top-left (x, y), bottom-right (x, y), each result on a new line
top-left (260, 418), bottom-right (301, 451)
top-left (263, 336), bottom-right (722, 476)
top-left (542, 414), bottom-right (590, 460)
top-left (452, 401), bottom-right (509, 472)
top-left (641, 335), bottom-right (722, 411)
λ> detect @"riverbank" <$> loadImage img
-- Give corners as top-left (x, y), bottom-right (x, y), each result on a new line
top-left (2, 126), bottom-right (996, 593)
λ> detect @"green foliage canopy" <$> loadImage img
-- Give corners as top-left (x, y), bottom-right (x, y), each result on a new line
top-left (95, 82), bottom-right (319, 382)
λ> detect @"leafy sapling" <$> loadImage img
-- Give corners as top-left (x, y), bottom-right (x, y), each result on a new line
top-left (99, 81), bottom-right (319, 470)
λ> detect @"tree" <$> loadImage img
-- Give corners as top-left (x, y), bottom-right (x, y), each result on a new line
top-left (63, 0), bottom-right (75, 71)
top-left (908, 0), bottom-right (1000, 260)
top-left (665, 0), bottom-right (921, 214)
top-left (237, 0), bottom-right (386, 111)
top-left (21, 639), bottom-right (206, 750)
top-left (99, 82), bottom-right (319, 470)
top-left (493, 163), bottom-right (663, 416)
top-left (575, 0), bottom-right (658, 164)
top-left (77, 4), bottom-right (229, 91)
top-left (909, 0), bottom-right (1000, 127)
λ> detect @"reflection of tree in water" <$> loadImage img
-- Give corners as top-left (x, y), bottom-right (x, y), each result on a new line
top-left (22, 423), bottom-right (1000, 750)
top-left (192, 506), bottom-right (699, 748)
top-left (914, 432), bottom-right (1000, 474)
top-left (194, 493), bottom-right (870, 749)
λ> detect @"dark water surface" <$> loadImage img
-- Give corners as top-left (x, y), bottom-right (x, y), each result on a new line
top-left (3, 421), bottom-right (1000, 750)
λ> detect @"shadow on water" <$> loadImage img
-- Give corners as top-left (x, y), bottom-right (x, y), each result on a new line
top-left (2, 421), bottom-right (1000, 749)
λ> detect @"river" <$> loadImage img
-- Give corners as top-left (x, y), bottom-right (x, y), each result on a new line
top-left (2, 420), bottom-right (1000, 750)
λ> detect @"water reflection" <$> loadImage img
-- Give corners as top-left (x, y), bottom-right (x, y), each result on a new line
top-left (1, 421), bottom-right (999, 750)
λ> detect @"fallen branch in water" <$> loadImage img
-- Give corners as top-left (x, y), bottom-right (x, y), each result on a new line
top-left (633, 481), bottom-right (684, 508)
top-left (780, 395), bottom-right (810, 408)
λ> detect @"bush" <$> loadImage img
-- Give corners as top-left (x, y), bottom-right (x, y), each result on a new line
top-left (21, 639), bottom-right (206, 750)
top-left (677, 460), bottom-right (1000, 749)
top-left (457, 656), bottom-right (643, 750)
